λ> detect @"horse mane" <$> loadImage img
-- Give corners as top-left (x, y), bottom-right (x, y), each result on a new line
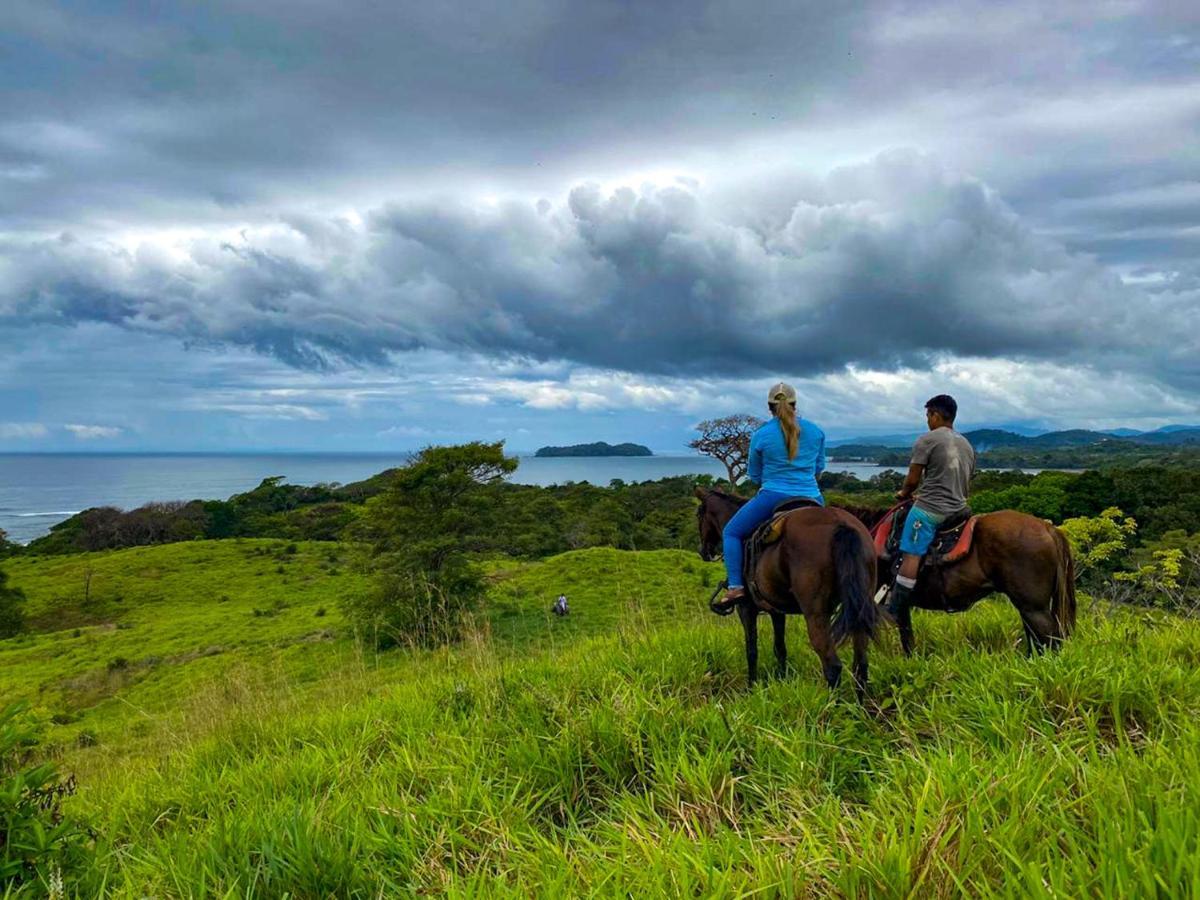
top-left (705, 487), bottom-right (749, 508)
top-left (831, 504), bottom-right (892, 530)
top-left (703, 490), bottom-right (890, 529)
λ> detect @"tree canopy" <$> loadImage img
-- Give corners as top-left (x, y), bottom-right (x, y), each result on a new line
top-left (689, 414), bottom-right (763, 489)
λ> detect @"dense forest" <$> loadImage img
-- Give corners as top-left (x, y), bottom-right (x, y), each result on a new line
top-left (19, 457), bottom-right (1200, 562)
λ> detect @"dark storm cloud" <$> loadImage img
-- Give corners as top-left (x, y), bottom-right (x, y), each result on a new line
top-left (3, 152), bottom-right (1196, 383)
top-left (2, 0), bottom-right (1199, 429)
top-left (0, 0), bottom-right (870, 227)
top-left (4, 1), bottom-right (1194, 244)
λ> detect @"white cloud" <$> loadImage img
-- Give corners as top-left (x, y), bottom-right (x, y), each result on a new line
top-left (6, 152), bottom-right (1194, 394)
top-left (64, 423), bottom-right (122, 439)
top-left (201, 403), bottom-right (327, 421)
top-left (0, 422), bottom-right (49, 439)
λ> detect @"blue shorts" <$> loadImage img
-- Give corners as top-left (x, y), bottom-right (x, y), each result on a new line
top-left (898, 506), bottom-right (945, 555)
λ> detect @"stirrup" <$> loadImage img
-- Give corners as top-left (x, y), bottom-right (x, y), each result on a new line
top-left (708, 581), bottom-right (743, 616)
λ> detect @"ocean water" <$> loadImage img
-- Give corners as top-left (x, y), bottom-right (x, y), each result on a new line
top-left (0, 453), bottom-right (895, 544)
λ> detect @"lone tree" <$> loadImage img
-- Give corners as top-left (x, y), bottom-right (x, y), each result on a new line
top-left (689, 414), bottom-right (763, 490)
top-left (346, 441), bottom-right (518, 648)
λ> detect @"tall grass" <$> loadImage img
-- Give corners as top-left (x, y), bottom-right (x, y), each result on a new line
top-left (4, 544), bottom-right (1200, 896)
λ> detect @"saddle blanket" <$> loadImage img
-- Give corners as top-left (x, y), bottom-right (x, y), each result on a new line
top-left (871, 501), bottom-right (978, 566)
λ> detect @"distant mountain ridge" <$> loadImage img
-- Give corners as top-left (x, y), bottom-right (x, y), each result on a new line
top-left (830, 425), bottom-right (1200, 452)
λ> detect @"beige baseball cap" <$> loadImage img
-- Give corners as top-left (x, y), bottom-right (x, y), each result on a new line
top-left (768, 382), bottom-right (797, 405)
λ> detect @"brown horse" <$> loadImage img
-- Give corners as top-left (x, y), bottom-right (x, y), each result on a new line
top-left (695, 488), bottom-right (880, 698)
top-left (843, 505), bottom-right (1077, 656)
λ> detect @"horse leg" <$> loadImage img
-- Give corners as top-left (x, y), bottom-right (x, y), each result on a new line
top-left (1023, 608), bottom-right (1061, 653)
top-left (851, 630), bottom-right (869, 702)
top-left (737, 603), bottom-right (759, 684)
top-left (1009, 592), bottom-right (1061, 654)
top-left (803, 613), bottom-right (843, 690)
top-left (1019, 614), bottom-right (1038, 657)
top-left (770, 611), bottom-right (788, 678)
top-left (896, 604), bottom-right (914, 657)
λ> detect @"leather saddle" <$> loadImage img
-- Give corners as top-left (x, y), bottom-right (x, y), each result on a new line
top-left (871, 499), bottom-right (978, 573)
top-left (743, 497), bottom-right (822, 612)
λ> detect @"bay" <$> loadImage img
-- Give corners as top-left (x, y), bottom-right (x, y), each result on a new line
top-left (0, 453), bottom-right (900, 544)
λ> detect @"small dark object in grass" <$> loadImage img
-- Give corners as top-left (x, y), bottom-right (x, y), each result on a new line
top-left (285, 543), bottom-right (298, 555)
top-left (315, 607), bottom-right (327, 617)
top-left (75, 729), bottom-right (99, 748)
top-left (218, 594), bottom-right (231, 603)
top-left (107, 656), bottom-right (129, 672)
top-left (72, 628), bottom-right (82, 638)
top-left (276, 565), bottom-right (286, 574)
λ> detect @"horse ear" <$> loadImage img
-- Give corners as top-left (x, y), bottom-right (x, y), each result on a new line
top-left (693, 486), bottom-right (708, 500)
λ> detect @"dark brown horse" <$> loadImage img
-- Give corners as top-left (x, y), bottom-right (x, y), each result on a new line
top-left (843, 505), bottom-right (1077, 656)
top-left (695, 488), bottom-right (880, 698)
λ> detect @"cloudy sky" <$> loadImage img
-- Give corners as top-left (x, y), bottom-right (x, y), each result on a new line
top-left (2, 0), bottom-right (1198, 452)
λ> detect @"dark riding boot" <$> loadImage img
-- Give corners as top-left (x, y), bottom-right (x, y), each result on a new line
top-left (886, 581), bottom-right (913, 619)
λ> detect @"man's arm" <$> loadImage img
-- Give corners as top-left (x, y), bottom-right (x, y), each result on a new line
top-left (896, 463), bottom-right (924, 499)
top-left (897, 433), bottom-right (932, 499)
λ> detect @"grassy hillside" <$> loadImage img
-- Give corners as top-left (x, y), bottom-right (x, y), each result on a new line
top-left (3, 543), bottom-right (1200, 896)
top-left (0, 542), bottom-right (715, 754)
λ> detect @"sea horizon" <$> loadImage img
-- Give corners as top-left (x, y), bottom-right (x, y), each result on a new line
top-left (0, 451), bottom-right (796, 545)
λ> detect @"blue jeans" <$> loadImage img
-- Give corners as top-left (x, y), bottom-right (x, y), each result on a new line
top-left (723, 490), bottom-right (796, 588)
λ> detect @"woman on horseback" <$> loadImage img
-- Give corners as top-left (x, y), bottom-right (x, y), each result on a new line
top-left (714, 382), bottom-right (826, 612)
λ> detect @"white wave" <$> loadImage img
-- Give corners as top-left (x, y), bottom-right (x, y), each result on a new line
top-left (10, 510), bottom-right (81, 518)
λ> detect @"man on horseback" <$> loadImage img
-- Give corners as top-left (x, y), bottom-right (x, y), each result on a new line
top-left (886, 394), bottom-right (976, 620)
top-left (712, 382), bottom-right (826, 613)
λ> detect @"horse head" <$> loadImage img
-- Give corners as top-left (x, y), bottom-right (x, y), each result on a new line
top-left (693, 486), bottom-right (746, 562)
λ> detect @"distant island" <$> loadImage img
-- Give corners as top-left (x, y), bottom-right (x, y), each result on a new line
top-left (534, 441), bottom-right (653, 458)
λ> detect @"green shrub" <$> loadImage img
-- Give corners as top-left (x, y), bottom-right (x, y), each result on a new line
top-left (1060, 507), bottom-right (1138, 587)
top-left (342, 568), bottom-right (476, 649)
top-left (1, 703), bottom-right (92, 889)
top-left (0, 569), bottom-right (26, 640)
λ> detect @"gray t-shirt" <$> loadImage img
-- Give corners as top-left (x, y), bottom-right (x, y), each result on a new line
top-left (911, 427), bottom-right (975, 517)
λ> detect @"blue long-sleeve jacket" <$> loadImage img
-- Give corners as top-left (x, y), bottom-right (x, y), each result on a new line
top-left (746, 418), bottom-right (826, 499)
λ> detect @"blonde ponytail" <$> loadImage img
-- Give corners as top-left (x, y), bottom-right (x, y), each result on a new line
top-left (773, 400), bottom-right (800, 460)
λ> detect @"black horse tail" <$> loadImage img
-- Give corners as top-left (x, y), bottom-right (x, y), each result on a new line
top-left (1051, 526), bottom-right (1077, 638)
top-left (831, 525), bottom-right (878, 645)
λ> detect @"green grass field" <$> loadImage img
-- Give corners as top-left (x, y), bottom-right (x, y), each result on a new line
top-left (3, 542), bottom-right (1200, 897)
